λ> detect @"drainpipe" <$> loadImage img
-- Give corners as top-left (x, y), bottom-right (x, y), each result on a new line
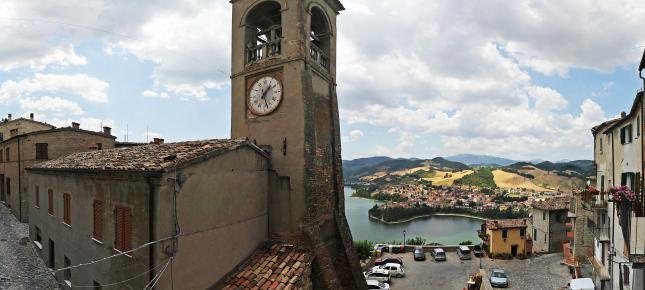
top-left (147, 177), bottom-right (157, 286)
top-left (611, 131), bottom-right (615, 287)
top-left (17, 136), bottom-right (22, 222)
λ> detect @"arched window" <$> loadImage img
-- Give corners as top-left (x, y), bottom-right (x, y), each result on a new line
top-left (309, 7), bottom-right (330, 70)
top-left (245, 1), bottom-right (282, 63)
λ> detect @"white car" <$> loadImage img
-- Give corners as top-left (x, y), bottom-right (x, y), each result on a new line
top-left (364, 269), bottom-right (391, 283)
top-left (373, 263), bottom-right (405, 278)
top-left (366, 279), bottom-right (390, 290)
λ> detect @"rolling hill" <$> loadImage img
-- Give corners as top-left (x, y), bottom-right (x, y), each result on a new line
top-left (445, 154), bottom-right (517, 166)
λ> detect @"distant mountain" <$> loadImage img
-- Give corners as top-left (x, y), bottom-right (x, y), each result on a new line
top-left (429, 157), bottom-right (471, 171)
top-left (342, 157), bottom-right (470, 180)
top-left (445, 154), bottom-right (517, 166)
top-left (506, 160), bottom-right (594, 177)
top-left (556, 159), bottom-right (571, 163)
top-left (342, 156), bottom-right (392, 178)
top-left (526, 159), bottom-right (545, 164)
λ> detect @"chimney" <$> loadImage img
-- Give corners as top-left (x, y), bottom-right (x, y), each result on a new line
top-left (153, 138), bottom-right (165, 145)
top-left (71, 122), bottom-right (80, 129)
top-left (103, 126), bottom-right (112, 135)
top-left (7, 114), bottom-right (11, 120)
top-left (30, 113), bottom-right (34, 120)
top-left (621, 111), bottom-right (627, 118)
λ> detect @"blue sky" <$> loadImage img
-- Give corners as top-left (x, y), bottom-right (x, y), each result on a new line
top-left (1, 0), bottom-right (644, 161)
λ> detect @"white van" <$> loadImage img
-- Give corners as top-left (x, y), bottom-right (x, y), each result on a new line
top-left (457, 246), bottom-right (472, 260)
top-left (569, 278), bottom-right (594, 290)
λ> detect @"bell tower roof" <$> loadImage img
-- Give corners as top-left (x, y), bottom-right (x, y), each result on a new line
top-left (326, 0), bottom-right (345, 12)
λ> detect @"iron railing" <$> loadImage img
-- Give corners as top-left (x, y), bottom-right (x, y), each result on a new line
top-left (309, 43), bottom-right (329, 70)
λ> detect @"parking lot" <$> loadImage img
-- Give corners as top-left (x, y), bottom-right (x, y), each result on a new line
top-left (375, 251), bottom-right (571, 290)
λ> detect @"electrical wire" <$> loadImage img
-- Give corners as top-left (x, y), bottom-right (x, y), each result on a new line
top-left (52, 259), bottom-right (169, 289)
top-left (143, 258), bottom-right (171, 290)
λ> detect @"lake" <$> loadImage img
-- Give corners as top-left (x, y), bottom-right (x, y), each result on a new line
top-left (344, 187), bottom-right (482, 245)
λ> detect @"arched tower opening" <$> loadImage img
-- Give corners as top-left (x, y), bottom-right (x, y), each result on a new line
top-left (309, 6), bottom-right (331, 70)
top-left (245, 1), bottom-right (282, 63)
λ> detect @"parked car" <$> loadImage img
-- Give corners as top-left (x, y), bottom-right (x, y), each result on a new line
top-left (366, 279), bottom-right (390, 290)
top-left (473, 244), bottom-right (483, 257)
top-left (389, 244), bottom-right (405, 253)
top-left (364, 269), bottom-right (391, 283)
top-left (373, 263), bottom-right (405, 278)
top-left (413, 246), bottom-right (426, 261)
top-left (457, 245), bottom-right (472, 260)
top-left (431, 248), bottom-right (446, 261)
top-left (569, 278), bottom-right (594, 290)
top-left (374, 257), bottom-right (403, 267)
top-left (490, 269), bottom-right (508, 288)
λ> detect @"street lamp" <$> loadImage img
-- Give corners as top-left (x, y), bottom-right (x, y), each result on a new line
top-left (403, 230), bottom-right (406, 246)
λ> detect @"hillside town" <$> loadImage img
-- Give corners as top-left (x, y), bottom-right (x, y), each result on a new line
top-left (1, 1), bottom-right (644, 290)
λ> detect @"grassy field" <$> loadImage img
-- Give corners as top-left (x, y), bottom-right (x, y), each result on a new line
top-left (518, 166), bottom-right (584, 192)
top-left (423, 170), bottom-right (473, 186)
top-left (492, 169), bottom-right (552, 191)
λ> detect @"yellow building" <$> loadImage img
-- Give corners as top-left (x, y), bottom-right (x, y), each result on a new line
top-left (482, 219), bottom-right (532, 257)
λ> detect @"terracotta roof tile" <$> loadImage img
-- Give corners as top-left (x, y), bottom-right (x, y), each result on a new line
top-left (30, 138), bottom-right (264, 172)
top-left (223, 243), bottom-right (312, 290)
top-left (532, 196), bottom-right (570, 211)
top-left (486, 219), bottom-right (528, 230)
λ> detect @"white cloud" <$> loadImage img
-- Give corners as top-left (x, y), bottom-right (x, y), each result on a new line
top-left (349, 130), bottom-right (364, 141)
top-left (48, 117), bottom-right (115, 132)
top-left (20, 96), bottom-right (84, 116)
top-left (0, 73), bottom-right (109, 104)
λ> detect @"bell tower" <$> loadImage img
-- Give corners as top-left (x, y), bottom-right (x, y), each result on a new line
top-left (230, 0), bottom-right (366, 289)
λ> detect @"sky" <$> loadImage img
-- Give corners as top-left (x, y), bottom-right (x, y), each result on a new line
top-left (0, 0), bottom-right (644, 161)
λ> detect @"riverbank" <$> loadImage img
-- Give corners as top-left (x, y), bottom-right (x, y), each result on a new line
top-left (368, 212), bottom-right (489, 224)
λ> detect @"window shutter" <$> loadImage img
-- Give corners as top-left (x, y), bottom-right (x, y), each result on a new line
top-left (124, 208), bottom-right (132, 251)
top-left (63, 193), bottom-right (71, 225)
top-left (635, 173), bottom-right (641, 196)
top-left (621, 128), bottom-right (626, 144)
top-left (35, 186), bottom-right (39, 207)
top-left (48, 190), bottom-right (53, 215)
top-left (93, 200), bottom-right (104, 241)
top-left (115, 207), bottom-right (124, 251)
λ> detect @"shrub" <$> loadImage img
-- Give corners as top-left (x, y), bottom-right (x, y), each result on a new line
top-left (353, 240), bottom-right (374, 261)
top-left (459, 240), bottom-right (473, 245)
top-left (407, 236), bottom-right (426, 245)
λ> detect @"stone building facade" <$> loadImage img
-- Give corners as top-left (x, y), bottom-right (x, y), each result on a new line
top-left (0, 114), bottom-right (55, 142)
top-left (530, 196), bottom-right (570, 253)
top-left (0, 122), bottom-right (115, 223)
top-left (481, 219), bottom-right (531, 257)
top-left (25, 0), bottom-right (365, 289)
top-left (28, 140), bottom-right (272, 290)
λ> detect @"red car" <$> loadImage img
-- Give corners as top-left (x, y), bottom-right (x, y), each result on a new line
top-left (373, 257), bottom-right (404, 267)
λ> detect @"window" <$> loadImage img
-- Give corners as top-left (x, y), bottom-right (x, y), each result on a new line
top-left (0, 132), bottom-right (3, 142)
top-left (502, 229), bottom-right (508, 239)
top-left (623, 265), bottom-right (630, 285)
top-left (97, 143), bottom-right (102, 150)
top-left (63, 193), bottom-right (71, 226)
top-left (542, 211), bottom-right (546, 220)
top-left (114, 206), bottom-right (132, 252)
top-left (599, 136), bottom-right (603, 153)
top-left (48, 189), bottom-right (54, 215)
top-left (621, 172), bottom-right (635, 190)
top-left (93, 200), bottom-right (104, 242)
top-left (5, 148), bottom-right (8, 162)
top-left (519, 228), bottom-right (525, 237)
top-left (244, 1), bottom-right (282, 63)
top-left (309, 7), bottom-right (331, 70)
top-left (6, 178), bottom-right (10, 196)
top-left (64, 256), bottom-right (71, 284)
top-left (35, 186), bottom-right (40, 208)
top-left (620, 124), bottom-right (633, 144)
top-left (534, 229), bottom-right (537, 240)
top-left (35, 143), bottom-right (48, 160)
top-left (34, 226), bottom-right (42, 249)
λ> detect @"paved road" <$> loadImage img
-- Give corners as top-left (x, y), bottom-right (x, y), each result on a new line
top-left (379, 251), bottom-right (570, 290)
top-left (0, 203), bottom-right (58, 290)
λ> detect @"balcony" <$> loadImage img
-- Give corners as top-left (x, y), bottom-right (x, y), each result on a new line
top-left (309, 43), bottom-right (329, 71)
top-left (246, 26), bottom-right (282, 64)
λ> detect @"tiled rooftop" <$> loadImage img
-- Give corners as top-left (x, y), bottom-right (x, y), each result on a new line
top-left (222, 243), bottom-right (312, 290)
top-left (532, 196), bottom-right (570, 211)
top-left (486, 219), bottom-right (527, 230)
top-left (31, 139), bottom-right (259, 172)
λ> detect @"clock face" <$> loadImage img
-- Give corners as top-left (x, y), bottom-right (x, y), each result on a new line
top-left (248, 76), bottom-right (283, 116)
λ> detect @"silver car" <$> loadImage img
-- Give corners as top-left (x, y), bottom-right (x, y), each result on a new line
top-left (490, 269), bottom-right (508, 288)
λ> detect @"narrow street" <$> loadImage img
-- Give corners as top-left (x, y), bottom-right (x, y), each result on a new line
top-left (0, 203), bottom-right (58, 290)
